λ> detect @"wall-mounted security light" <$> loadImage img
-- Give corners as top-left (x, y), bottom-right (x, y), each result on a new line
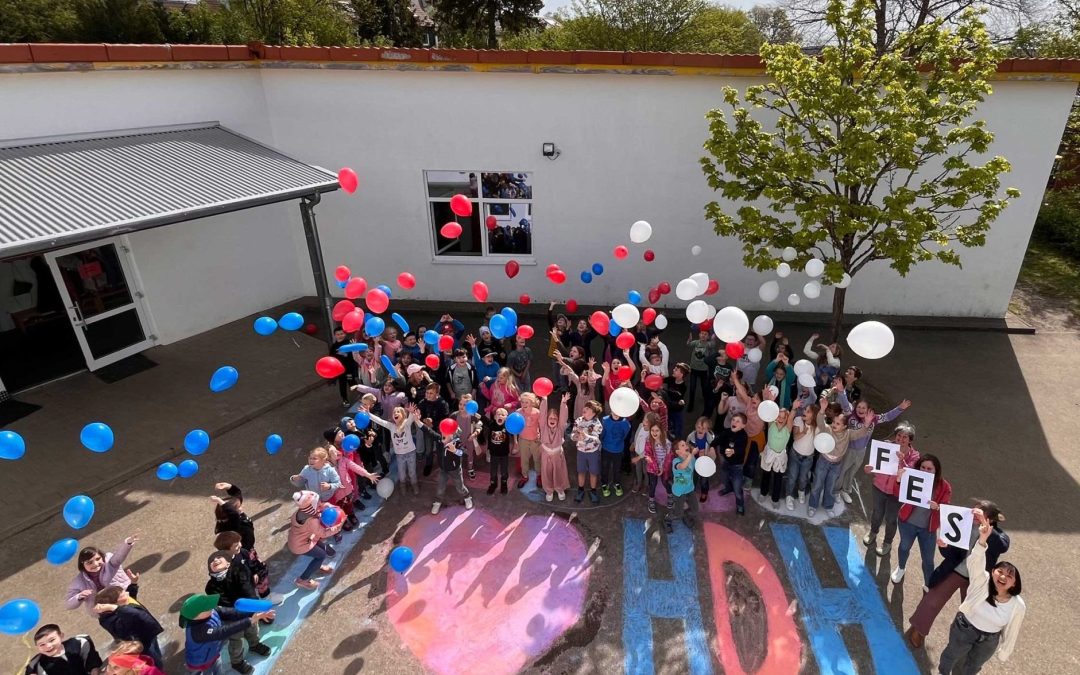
top-left (542, 142), bottom-right (561, 160)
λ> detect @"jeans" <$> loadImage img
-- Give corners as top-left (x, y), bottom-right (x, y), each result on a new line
top-left (299, 542), bottom-right (328, 580)
top-left (785, 452), bottom-right (813, 498)
top-left (601, 451), bottom-right (622, 486)
top-left (898, 519), bottom-right (938, 586)
top-left (668, 410), bottom-right (684, 441)
top-left (869, 485), bottom-right (901, 544)
top-left (723, 463), bottom-right (746, 510)
top-left (938, 612), bottom-right (1001, 675)
top-left (808, 457), bottom-right (841, 510)
top-left (395, 451), bottom-right (418, 487)
top-left (490, 454), bottom-right (509, 484)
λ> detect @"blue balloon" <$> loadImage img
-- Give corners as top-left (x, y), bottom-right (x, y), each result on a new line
top-left (0, 431), bottom-right (26, 460)
top-left (381, 354), bottom-right (400, 380)
top-left (279, 312), bottom-right (304, 331)
top-left (423, 330), bottom-right (440, 346)
top-left (365, 316), bottom-right (386, 338)
top-left (156, 462), bottom-right (178, 480)
top-left (265, 434), bottom-right (283, 455)
top-left (500, 307), bottom-right (518, 325)
top-left (389, 545), bottom-right (415, 573)
top-left (342, 434), bottom-right (360, 451)
top-left (354, 411), bottom-right (371, 429)
top-left (489, 314), bottom-right (507, 339)
top-left (253, 316), bottom-right (278, 336)
top-left (46, 538), bottom-right (79, 565)
top-left (337, 343), bottom-right (368, 354)
top-left (592, 263), bottom-right (604, 275)
top-left (0, 598), bottom-right (40, 635)
top-left (184, 429), bottom-right (210, 456)
top-left (377, 284), bottom-right (392, 298)
top-left (628, 290), bottom-right (642, 305)
top-left (80, 422), bottom-right (114, 453)
top-left (336, 280), bottom-right (348, 289)
top-left (234, 598), bottom-right (273, 614)
top-left (609, 323), bottom-right (622, 337)
top-left (505, 411), bottom-right (526, 435)
top-left (178, 459), bottom-right (199, 478)
top-left (580, 271), bottom-right (593, 284)
top-left (62, 495), bottom-right (94, 530)
top-left (465, 400), bottom-right (479, 415)
top-left (391, 312), bottom-right (410, 334)
top-left (320, 506), bottom-right (341, 527)
top-left (209, 366), bottom-right (239, 393)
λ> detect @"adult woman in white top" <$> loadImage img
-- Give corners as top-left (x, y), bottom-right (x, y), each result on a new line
top-left (937, 512), bottom-right (1025, 674)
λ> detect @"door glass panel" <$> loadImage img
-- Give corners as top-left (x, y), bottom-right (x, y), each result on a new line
top-left (83, 308), bottom-right (146, 359)
top-left (52, 245), bottom-right (133, 319)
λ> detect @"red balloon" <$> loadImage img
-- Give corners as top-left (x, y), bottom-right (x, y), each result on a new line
top-left (648, 289), bottom-right (661, 305)
top-left (725, 342), bottom-right (745, 360)
top-left (644, 374), bottom-right (664, 391)
top-left (342, 309), bottom-right (365, 333)
top-left (366, 288), bottom-right (389, 314)
top-left (471, 280), bottom-right (489, 303)
top-left (486, 215), bottom-right (498, 230)
top-left (566, 299), bottom-right (578, 313)
top-left (642, 308), bottom-right (657, 325)
top-left (345, 277), bottom-right (367, 300)
top-left (337, 168), bottom-right (358, 194)
top-left (533, 377), bottom-right (554, 397)
top-left (316, 356), bottom-right (345, 379)
top-left (519, 294), bottom-right (531, 305)
top-left (440, 222), bottom-right (463, 239)
top-left (705, 279), bottom-right (720, 296)
top-left (425, 353), bottom-right (441, 370)
top-left (699, 319), bottom-right (713, 333)
top-left (505, 260), bottom-right (520, 279)
top-left (518, 325), bottom-right (535, 339)
top-left (303, 323), bottom-right (319, 336)
top-left (589, 311), bottom-right (610, 335)
top-left (450, 194), bottom-right (473, 217)
top-left (643, 250), bottom-right (655, 262)
top-left (615, 332), bottom-right (636, 350)
top-left (549, 269), bottom-right (567, 284)
top-left (439, 418), bottom-right (459, 436)
top-left (615, 366), bottom-right (633, 382)
top-left (658, 281), bottom-right (672, 295)
top-left (334, 265), bottom-right (351, 282)
top-left (613, 245), bottom-right (629, 260)
top-left (546, 263), bottom-right (560, 276)
top-left (332, 300), bottom-right (356, 322)
top-left (397, 272), bottom-right (416, 290)
top-left (438, 335), bottom-right (455, 352)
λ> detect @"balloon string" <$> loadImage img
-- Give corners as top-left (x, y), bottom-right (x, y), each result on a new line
top-left (17, 632), bottom-right (33, 675)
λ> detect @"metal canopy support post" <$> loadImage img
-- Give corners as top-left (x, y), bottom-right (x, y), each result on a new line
top-left (300, 194), bottom-right (336, 349)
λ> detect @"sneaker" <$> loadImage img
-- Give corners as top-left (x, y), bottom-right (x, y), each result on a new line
top-left (614, 484), bottom-right (624, 497)
top-left (295, 578), bottom-right (318, 590)
top-left (517, 476), bottom-right (528, 489)
top-left (232, 661), bottom-right (255, 674)
top-left (786, 496), bottom-right (795, 510)
top-left (268, 592), bottom-right (285, 606)
top-left (798, 491), bottom-right (806, 504)
top-left (324, 544), bottom-right (336, 557)
top-left (841, 492), bottom-right (853, 504)
top-left (736, 506), bottom-right (745, 515)
top-left (341, 519), bottom-right (355, 532)
top-left (546, 492), bottom-right (554, 502)
top-left (876, 544), bottom-right (889, 556)
top-left (648, 499), bottom-right (657, 514)
top-left (249, 643), bottom-right (271, 657)
top-left (699, 492), bottom-right (708, 503)
top-left (862, 533), bottom-right (873, 546)
top-left (589, 489), bottom-right (600, 504)
top-left (360, 490), bottom-right (372, 500)
top-left (319, 564), bottom-right (334, 574)
top-left (891, 566), bottom-right (906, 584)
top-left (431, 502), bottom-right (441, 515)
top-left (666, 495), bottom-right (674, 509)
top-left (807, 507), bottom-right (816, 517)
top-left (487, 482), bottom-right (497, 495)
top-left (500, 482), bottom-right (508, 494)
top-left (575, 488), bottom-right (585, 503)
top-left (468, 470), bottom-right (476, 479)
top-left (557, 491), bottom-right (566, 501)
top-left (353, 501), bottom-right (365, 512)
top-left (743, 485), bottom-right (751, 494)
top-left (341, 400), bottom-right (350, 408)
top-left (601, 485), bottom-right (611, 497)
top-left (412, 484), bottom-right (420, 496)
top-left (422, 463), bottom-right (433, 477)
top-left (464, 496), bottom-right (474, 510)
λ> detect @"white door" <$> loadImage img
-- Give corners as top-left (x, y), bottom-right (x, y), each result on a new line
top-left (44, 238), bottom-right (155, 370)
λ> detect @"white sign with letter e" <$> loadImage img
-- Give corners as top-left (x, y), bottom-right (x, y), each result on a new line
top-left (898, 468), bottom-right (934, 507)
top-left (869, 440), bottom-right (900, 475)
top-left (939, 505), bottom-right (975, 549)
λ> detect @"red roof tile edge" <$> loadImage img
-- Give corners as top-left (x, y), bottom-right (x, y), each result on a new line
top-left (0, 42), bottom-right (1076, 74)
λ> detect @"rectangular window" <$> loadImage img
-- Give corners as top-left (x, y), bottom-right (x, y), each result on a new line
top-left (425, 170), bottom-right (533, 260)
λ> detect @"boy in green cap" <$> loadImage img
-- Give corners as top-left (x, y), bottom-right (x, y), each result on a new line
top-left (180, 593), bottom-right (274, 675)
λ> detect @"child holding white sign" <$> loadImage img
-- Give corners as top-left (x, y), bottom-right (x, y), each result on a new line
top-left (862, 421), bottom-right (920, 556)
top-left (890, 454), bottom-right (951, 590)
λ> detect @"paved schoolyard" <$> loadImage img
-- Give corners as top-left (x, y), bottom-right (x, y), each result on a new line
top-left (0, 303), bottom-right (1075, 674)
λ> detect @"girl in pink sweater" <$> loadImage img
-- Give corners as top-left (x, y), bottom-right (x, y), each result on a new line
top-left (328, 446), bottom-right (379, 531)
top-left (481, 367), bottom-right (520, 416)
top-left (862, 420), bottom-right (920, 556)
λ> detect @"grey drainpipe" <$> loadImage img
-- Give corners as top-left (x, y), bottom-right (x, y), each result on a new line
top-left (299, 193), bottom-right (336, 349)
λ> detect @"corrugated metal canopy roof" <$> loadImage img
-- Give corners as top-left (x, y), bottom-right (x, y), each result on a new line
top-left (0, 122), bottom-right (339, 259)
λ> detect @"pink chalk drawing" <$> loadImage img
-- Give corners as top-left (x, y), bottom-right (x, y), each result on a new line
top-left (703, 522), bottom-right (802, 674)
top-left (387, 506), bottom-right (591, 675)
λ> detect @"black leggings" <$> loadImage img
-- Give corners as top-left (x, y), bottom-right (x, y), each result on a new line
top-left (490, 455), bottom-right (509, 483)
top-left (601, 452), bottom-right (622, 486)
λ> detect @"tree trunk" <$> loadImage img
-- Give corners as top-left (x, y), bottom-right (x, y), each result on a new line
top-left (487, 0), bottom-right (498, 48)
top-left (830, 286), bottom-right (847, 343)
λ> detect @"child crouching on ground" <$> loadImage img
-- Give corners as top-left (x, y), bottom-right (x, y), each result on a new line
top-left (539, 392), bottom-right (571, 502)
top-left (287, 491), bottom-right (343, 591)
top-left (432, 428), bottom-right (474, 514)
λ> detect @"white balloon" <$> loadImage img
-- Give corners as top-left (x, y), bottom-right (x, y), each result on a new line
top-left (748, 347), bottom-right (763, 363)
top-left (793, 359), bottom-right (815, 377)
top-left (686, 300), bottom-right (709, 324)
top-left (654, 314), bottom-right (668, 330)
top-left (758, 280), bottom-right (780, 302)
top-left (814, 433), bottom-right (835, 454)
top-left (776, 262), bottom-right (791, 278)
top-left (713, 306), bottom-right (749, 343)
top-left (609, 387), bottom-right (641, 417)
top-left (798, 373), bottom-right (816, 388)
top-left (766, 384), bottom-right (778, 398)
top-left (695, 455), bottom-right (717, 478)
top-left (675, 278), bottom-right (699, 301)
top-left (782, 247), bottom-right (797, 262)
top-left (803, 281), bottom-right (821, 299)
top-left (612, 303), bottom-right (640, 329)
top-left (787, 293), bottom-right (801, 306)
top-left (629, 220), bottom-right (653, 243)
top-left (846, 320), bottom-right (895, 359)
top-left (805, 258), bottom-right (825, 278)
top-left (752, 315), bottom-right (773, 335)
top-left (757, 400), bottom-right (780, 423)
top-left (691, 245), bottom-right (702, 256)
top-left (376, 477), bottom-right (395, 499)
top-left (837, 272), bottom-right (852, 289)
top-left (690, 272), bottom-right (710, 296)
top-left (705, 304), bottom-right (717, 320)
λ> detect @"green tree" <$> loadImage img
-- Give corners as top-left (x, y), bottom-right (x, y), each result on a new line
top-left (700, 0), bottom-right (1019, 338)
top-left (169, 0), bottom-right (355, 45)
top-left (748, 5), bottom-right (799, 44)
top-left (349, 0), bottom-right (424, 46)
top-left (0, 0), bottom-right (79, 42)
top-left (432, 0), bottom-right (543, 48)
top-left (70, 0), bottom-right (171, 42)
